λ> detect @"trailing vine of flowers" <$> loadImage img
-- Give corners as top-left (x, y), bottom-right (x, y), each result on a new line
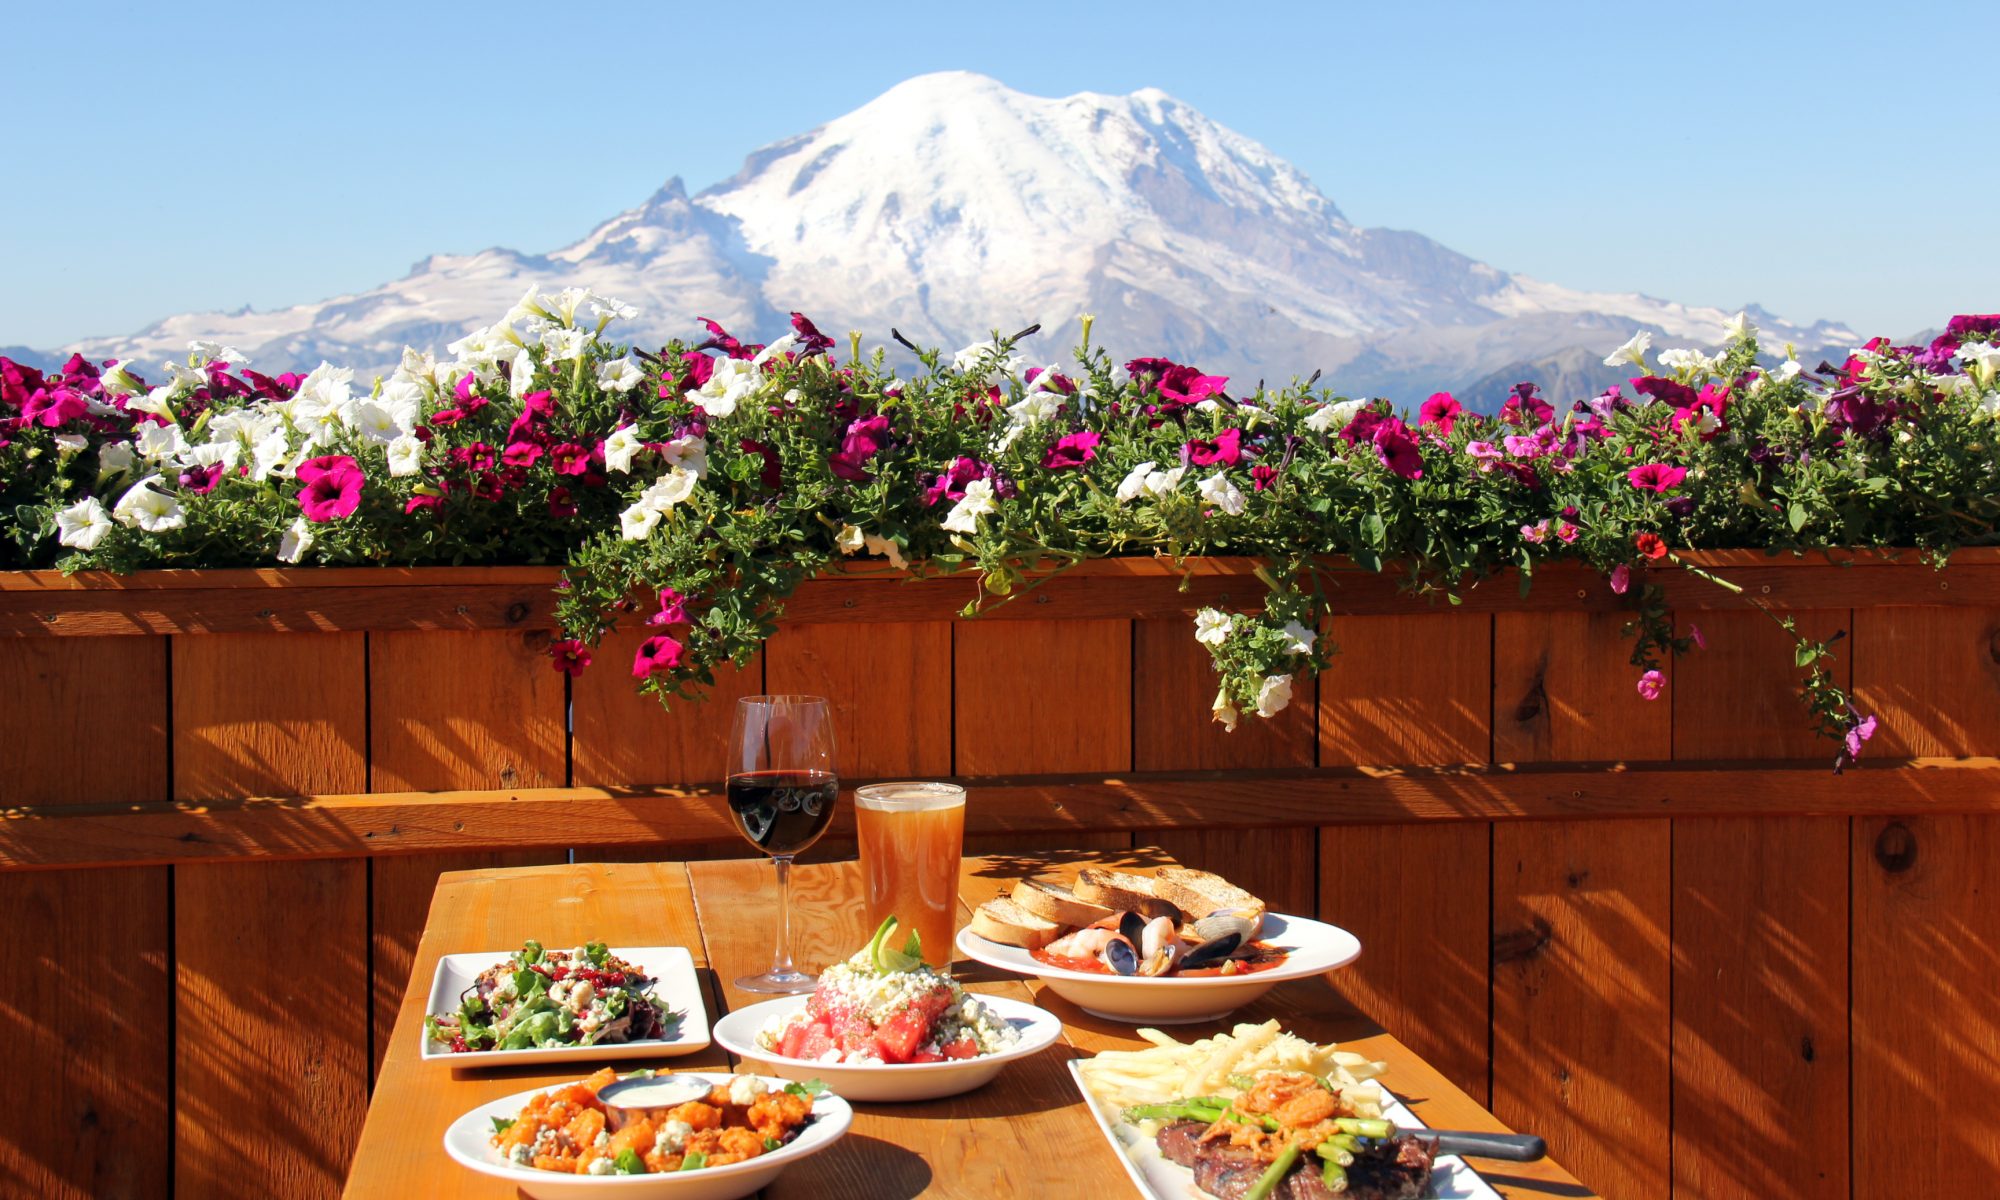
top-left (6, 291), bottom-right (1998, 769)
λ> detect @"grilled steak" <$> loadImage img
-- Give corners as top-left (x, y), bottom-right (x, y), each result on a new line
top-left (1152, 1121), bottom-right (1437, 1200)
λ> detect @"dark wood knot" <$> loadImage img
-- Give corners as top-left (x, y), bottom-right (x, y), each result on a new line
top-left (1873, 822), bottom-right (1917, 874)
top-left (1493, 917), bottom-right (1553, 964)
top-left (505, 602), bottom-right (531, 624)
top-left (1987, 629), bottom-right (2000, 666)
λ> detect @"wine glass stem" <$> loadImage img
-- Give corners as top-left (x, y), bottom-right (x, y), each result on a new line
top-left (770, 853), bottom-right (797, 976)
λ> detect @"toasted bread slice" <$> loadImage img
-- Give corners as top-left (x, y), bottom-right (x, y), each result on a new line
top-left (1011, 878), bottom-right (1117, 928)
top-left (1153, 867), bottom-right (1267, 927)
top-left (970, 897), bottom-right (1062, 950)
top-left (1072, 869), bottom-right (1181, 921)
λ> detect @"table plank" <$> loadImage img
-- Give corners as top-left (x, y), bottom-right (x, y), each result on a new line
top-left (341, 862), bottom-right (728, 1199)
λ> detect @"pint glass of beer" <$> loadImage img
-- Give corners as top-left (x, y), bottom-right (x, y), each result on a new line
top-left (855, 782), bottom-right (966, 969)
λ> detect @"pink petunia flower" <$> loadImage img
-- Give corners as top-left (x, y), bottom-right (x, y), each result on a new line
top-left (1041, 430), bottom-right (1101, 470)
top-left (1185, 428), bottom-right (1243, 467)
top-left (1843, 713), bottom-right (1879, 761)
top-left (549, 639), bottom-right (592, 677)
top-left (23, 387), bottom-right (87, 428)
top-left (296, 455), bottom-right (364, 521)
top-left (547, 486), bottom-right (577, 518)
top-left (631, 633), bottom-right (685, 679)
top-left (1688, 622), bottom-right (1706, 650)
top-left (1372, 418), bottom-right (1423, 480)
top-left (1636, 669), bottom-right (1665, 701)
top-left (1627, 463), bottom-right (1689, 493)
top-left (502, 441), bottom-right (543, 468)
top-left (648, 587), bottom-right (689, 627)
top-left (1520, 520), bottom-right (1551, 544)
top-left (548, 443), bottom-right (592, 476)
top-left (404, 493), bottom-right (443, 515)
top-left (1419, 392), bottom-right (1463, 435)
top-left (1250, 464), bottom-right (1279, 492)
top-left (1609, 564), bottom-right (1632, 594)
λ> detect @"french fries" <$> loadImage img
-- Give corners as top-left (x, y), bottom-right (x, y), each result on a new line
top-left (1077, 1020), bottom-right (1387, 1120)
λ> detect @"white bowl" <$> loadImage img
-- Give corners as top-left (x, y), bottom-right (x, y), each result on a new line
top-left (955, 912), bottom-right (1362, 1024)
top-left (420, 946), bottom-right (711, 1066)
top-left (442, 1072), bottom-right (851, 1200)
top-left (712, 993), bottom-right (1063, 1102)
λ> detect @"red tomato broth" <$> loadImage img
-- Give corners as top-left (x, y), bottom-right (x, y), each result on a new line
top-left (1028, 942), bottom-right (1292, 977)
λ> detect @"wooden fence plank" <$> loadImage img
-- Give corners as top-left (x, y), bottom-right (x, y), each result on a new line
top-left (1672, 609), bottom-right (1853, 760)
top-left (954, 619), bottom-right (1131, 776)
top-left (1495, 611), bottom-right (1669, 763)
top-left (1316, 614), bottom-right (1492, 1102)
top-left (0, 638), bottom-right (170, 1199)
top-left (1671, 817), bottom-right (1849, 1200)
top-left (1851, 607), bottom-right (2000, 1196)
top-left (765, 621), bottom-right (951, 779)
top-left (1321, 822), bottom-right (1490, 1104)
top-left (1493, 819), bottom-right (1671, 1200)
top-left (366, 630), bottom-right (568, 1078)
top-left (172, 633), bottom-right (369, 1200)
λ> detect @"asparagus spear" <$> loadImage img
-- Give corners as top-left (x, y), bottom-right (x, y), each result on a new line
top-left (1244, 1141), bottom-right (1301, 1200)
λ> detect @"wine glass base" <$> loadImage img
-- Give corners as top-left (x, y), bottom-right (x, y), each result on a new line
top-left (735, 968), bottom-right (818, 995)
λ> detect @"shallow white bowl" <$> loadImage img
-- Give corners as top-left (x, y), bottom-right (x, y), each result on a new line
top-left (955, 912), bottom-right (1362, 1024)
top-left (442, 1072), bottom-right (851, 1200)
top-left (420, 946), bottom-right (711, 1066)
top-left (712, 993), bottom-right (1063, 1102)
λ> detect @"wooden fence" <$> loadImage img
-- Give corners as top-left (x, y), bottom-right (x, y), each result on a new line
top-left (2, 555), bottom-right (1998, 1199)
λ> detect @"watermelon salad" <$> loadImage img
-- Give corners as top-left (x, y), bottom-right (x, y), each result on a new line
top-left (756, 917), bottom-right (1021, 1065)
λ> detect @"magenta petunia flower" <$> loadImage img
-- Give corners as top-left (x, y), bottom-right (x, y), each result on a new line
top-left (648, 586), bottom-right (689, 627)
top-left (178, 463), bottom-right (224, 494)
top-left (1372, 418), bottom-right (1423, 480)
top-left (22, 387), bottom-right (87, 428)
top-left (547, 486), bottom-right (577, 518)
top-left (549, 639), bottom-right (593, 677)
top-left (1631, 375), bottom-right (1698, 409)
top-left (522, 389), bottom-right (556, 418)
top-left (548, 442), bottom-right (592, 476)
top-left (1124, 358), bottom-right (1228, 409)
top-left (1636, 669), bottom-right (1665, 701)
top-left (631, 633), bottom-right (685, 679)
top-left (1688, 622), bottom-right (1706, 650)
top-left (1498, 383), bottom-right (1553, 427)
top-left (404, 493), bottom-right (443, 515)
top-left (296, 455), bottom-right (364, 521)
top-left (1250, 464), bottom-right (1279, 492)
top-left (1465, 440), bottom-right (1502, 472)
top-left (502, 441), bottom-right (543, 468)
top-left (453, 442), bottom-right (498, 472)
top-left (1626, 463), bottom-right (1688, 493)
top-left (1186, 428), bottom-right (1243, 467)
top-left (1609, 564), bottom-right (1632, 594)
top-left (790, 312), bottom-right (835, 356)
top-left (1042, 430), bottom-right (1101, 470)
top-left (829, 414), bottom-right (892, 482)
top-left (1419, 392), bottom-right (1463, 435)
top-left (454, 372), bottom-right (478, 403)
top-left (1843, 713), bottom-right (1879, 760)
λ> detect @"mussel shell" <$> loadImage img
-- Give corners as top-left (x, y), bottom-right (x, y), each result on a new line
top-left (1189, 912), bottom-right (1259, 945)
top-left (1102, 936), bottom-right (1141, 976)
top-left (1118, 910), bottom-right (1148, 946)
top-left (1179, 931), bottom-right (1243, 969)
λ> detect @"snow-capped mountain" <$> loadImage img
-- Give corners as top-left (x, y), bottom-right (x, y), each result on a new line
top-left (55, 72), bottom-right (1854, 401)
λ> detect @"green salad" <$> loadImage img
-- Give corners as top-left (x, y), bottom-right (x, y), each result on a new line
top-left (425, 940), bottom-right (679, 1053)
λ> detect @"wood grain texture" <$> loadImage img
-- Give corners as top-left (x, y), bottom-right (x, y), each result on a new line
top-left (1320, 822), bottom-right (1491, 1105)
top-left (765, 621), bottom-right (951, 777)
top-left (1852, 815), bottom-right (2000, 1196)
top-left (1495, 611), bottom-right (1670, 762)
top-left (953, 619), bottom-right (1131, 775)
top-left (0, 639), bottom-right (171, 1199)
top-left (0, 636), bottom-right (168, 805)
top-left (172, 632), bottom-right (371, 1200)
top-left (1671, 817), bottom-right (1848, 1200)
top-left (1852, 605), bottom-right (2000, 756)
top-left (1321, 613), bottom-right (1491, 766)
top-left (1671, 609), bottom-right (1853, 760)
top-left (1492, 819), bottom-right (1672, 1200)
top-left (0, 868), bottom-right (170, 1200)
top-left (368, 629), bottom-right (564, 792)
top-left (173, 633), bottom-right (366, 799)
top-left (1133, 617), bottom-right (1317, 772)
top-left (342, 863), bottom-right (729, 1200)
top-left (572, 631), bottom-right (761, 786)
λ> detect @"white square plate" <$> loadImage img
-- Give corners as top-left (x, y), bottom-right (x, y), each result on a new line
top-left (419, 946), bottom-right (711, 1066)
top-left (1068, 1060), bottom-right (1500, 1199)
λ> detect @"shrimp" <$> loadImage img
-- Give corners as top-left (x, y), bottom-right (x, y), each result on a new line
top-left (1044, 926), bottom-right (1120, 958)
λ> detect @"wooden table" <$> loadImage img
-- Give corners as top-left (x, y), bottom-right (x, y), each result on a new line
top-left (345, 849), bottom-right (1597, 1198)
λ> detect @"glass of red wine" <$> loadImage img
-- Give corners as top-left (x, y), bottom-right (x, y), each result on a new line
top-left (726, 695), bottom-right (838, 994)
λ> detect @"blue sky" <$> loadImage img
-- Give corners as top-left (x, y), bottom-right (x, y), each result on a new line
top-left (3, 0), bottom-right (1991, 349)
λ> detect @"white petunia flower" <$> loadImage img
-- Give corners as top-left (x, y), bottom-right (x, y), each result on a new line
top-left (660, 435), bottom-right (708, 479)
top-left (691, 357), bottom-right (758, 418)
top-left (506, 286), bottom-right (551, 326)
top-left (56, 496), bottom-right (113, 550)
top-left (1603, 330), bottom-right (1653, 369)
top-left (1960, 341), bottom-right (2000, 387)
top-left (1656, 347), bottom-right (1721, 378)
top-left (277, 517), bottom-right (315, 563)
top-left (540, 325), bottom-right (590, 363)
top-left (863, 533), bottom-right (908, 570)
top-left (1255, 674), bottom-right (1294, 718)
top-left (1198, 471), bottom-right (1247, 516)
top-left (188, 339), bottom-right (250, 366)
top-left (941, 478), bottom-right (997, 534)
top-left (751, 334), bottom-right (799, 366)
top-left (1211, 687), bottom-right (1240, 733)
top-left (603, 425), bottom-right (643, 474)
top-left (385, 435), bottom-right (424, 478)
top-left (135, 422), bottom-right (189, 464)
top-left (53, 433), bottom-right (89, 454)
top-left (597, 357), bottom-right (644, 393)
top-left (637, 469), bottom-right (698, 513)
top-left (99, 363), bottom-right (146, 398)
top-left (250, 430), bottom-right (291, 481)
top-left (1304, 398), bottom-right (1367, 433)
top-left (1194, 608), bottom-right (1234, 646)
top-left (1141, 466), bottom-right (1186, 498)
top-left (835, 524), bottom-right (865, 554)
top-left (1280, 621), bottom-right (1316, 656)
top-left (111, 475), bottom-right (186, 533)
top-left (585, 293), bottom-right (638, 324)
top-left (1722, 311), bottom-right (1757, 342)
top-left (619, 504), bottom-right (663, 541)
top-left (351, 399), bottom-right (410, 445)
top-left (1116, 461), bottom-right (1159, 504)
top-left (951, 339), bottom-right (1028, 385)
top-left (98, 441), bottom-right (137, 477)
